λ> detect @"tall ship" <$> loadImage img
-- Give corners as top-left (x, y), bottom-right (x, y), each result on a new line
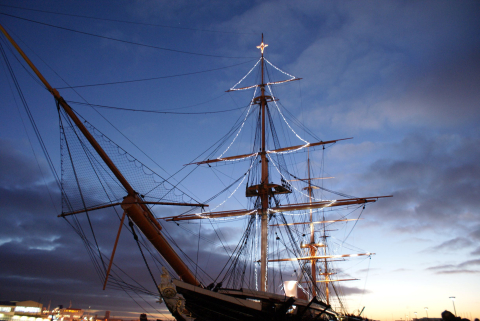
top-left (1, 24), bottom-right (390, 321)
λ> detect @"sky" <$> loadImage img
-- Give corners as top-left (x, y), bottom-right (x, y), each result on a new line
top-left (0, 1), bottom-right (480, 321)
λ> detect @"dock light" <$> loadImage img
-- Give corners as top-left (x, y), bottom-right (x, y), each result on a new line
top-left (449, 297), bottom-right (457, 316)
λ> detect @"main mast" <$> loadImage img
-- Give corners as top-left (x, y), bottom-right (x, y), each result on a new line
top-left (163, 36), bottom-right (390, 298)
top-left (257, 34), bottom-right (269, 292)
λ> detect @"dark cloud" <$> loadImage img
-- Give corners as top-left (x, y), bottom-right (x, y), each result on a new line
top-left (0, 139), bottom-right (49, 188)
top-left (0, 140), bottom-right (167, 316)
top-left (358, 133), bottom-right (480, 235)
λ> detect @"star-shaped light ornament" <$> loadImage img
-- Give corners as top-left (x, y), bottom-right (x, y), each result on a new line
top-left (257, 41), bottom-right (268, 55)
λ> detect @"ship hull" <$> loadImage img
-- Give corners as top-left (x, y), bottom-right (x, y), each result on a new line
top-left (172, 280), bottom-right (338, 321)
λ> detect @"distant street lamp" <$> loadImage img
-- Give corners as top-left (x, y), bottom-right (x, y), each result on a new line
top-left (415, 312), bottom-right (418, 320)
top-left (449, 297), bottom-right (457, 316)
top-left (425, 307), bottom-right (429, 319)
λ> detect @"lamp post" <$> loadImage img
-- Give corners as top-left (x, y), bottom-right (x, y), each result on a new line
top-left (449, 297), bottom-right (457, 316)
top-left (425, 307), bottom-right (429, 319)
top-left (415, 312), bottom-right (418, 320)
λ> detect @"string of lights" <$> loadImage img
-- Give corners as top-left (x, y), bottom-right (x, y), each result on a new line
top-left (193, 155), bottom-right (259, 220)
top-left (266, 83), bottom-right (309, 145)
top-left (218, 86), bottom-right (258, 159)
top-left (264, 58), bottom-right (296, 79)
top-left (228, 58), bottom-right (261, 91)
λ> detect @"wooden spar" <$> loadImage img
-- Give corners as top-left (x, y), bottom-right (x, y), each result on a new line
top-left (226, 77), bottom-right (302, 92)
top-left (59, 201), bottom-right (208, 217)
top-left (164, 196), bottom-right (390, 221)
top-left (288, 177), bottom-right (334, 182)
top-left (269, 197), bottom-right (386, 213)
top-left (0, 24), bottom-right (201, 287)
top-left (185, 138), bottom-right (351, 166)
top-left (268, 252), bottom-right (375, 262)
top-left (270, 218), bottom-right (362, 227)
top-left (103, 211), bottom-right (126, 290)
top-left (316, 278), bottom-right (358, 283)
top-left (267, 138), bottom-right (352, 154)
top-left (186, 152), bottom-right (258, 165)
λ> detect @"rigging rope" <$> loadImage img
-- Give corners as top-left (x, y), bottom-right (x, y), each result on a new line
top-left (0, 12), bottom-right (256, 59)
top-left (0, 4), bottom-right (257, 35)
top-left (68, 100), bottom-right (248, 115)
top-left (57, 60), bottom-right (256, 89)
top-left (128, 217), bottom-right (161, 296)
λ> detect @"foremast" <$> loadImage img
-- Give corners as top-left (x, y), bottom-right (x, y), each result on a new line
top-left (0, 23), bottom-right (205, 288)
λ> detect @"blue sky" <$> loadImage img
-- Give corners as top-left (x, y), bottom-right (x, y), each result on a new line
top-left (1, 1), bottom-right (479, 320)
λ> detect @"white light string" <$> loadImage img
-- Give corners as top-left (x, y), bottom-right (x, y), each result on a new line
top-left (264, 58), bottom-right (296, 79)
top-left (218, 86), bottom-right (258, 159)
top-left (222, 153), bottom-right (259, 163)
top-left (193, 156), bottom-right (259, 220)
top-left (229, 58), bottom-right (261, 91)
top-left (266, 83), bottom-right (309, 146)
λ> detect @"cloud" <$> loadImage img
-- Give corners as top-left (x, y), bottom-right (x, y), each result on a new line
top-left (355, 133), bottom-right (480, 234)
top-left (0, 139), bottom-right (49, 188)
top-left (472, 247), bottom-right (480, 256)
top-left (426, 264), bottom-right (456, 271)
top-left (0, 139), bottom-right (167, 315)
top-left (268, 1), bottom-right (480, 133)
top-left (427, 238), bottom-right (474, 252)
top-left (435, 269), bottom-right (480, 275)
top-left (458, 259), bottom-right (480, 269)
top-left (426, 259), bottom-right (480, 274)
top-left (333, 284), bottom-right (369, 296)
top-left (356, 268), bottom-right (381, 274)
top-left (380, 51), bottom-right (480, 129)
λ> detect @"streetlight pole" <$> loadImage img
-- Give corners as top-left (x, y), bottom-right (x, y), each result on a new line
top-left (415, 312), bottom-right (418, 320)
top-left (449, 297), bottom-right (457, 316)
top-left (425, 307), bottom-right (429, 319)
